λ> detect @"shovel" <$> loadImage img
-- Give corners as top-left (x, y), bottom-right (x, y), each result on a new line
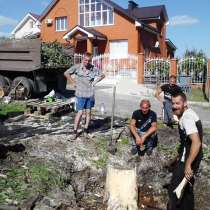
top-left (107, 84), bottom-right (117, 155)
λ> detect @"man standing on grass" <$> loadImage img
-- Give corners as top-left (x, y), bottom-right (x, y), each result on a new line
top-left (155, 75), bottom-right (182, 128)
top-left (64, 52), bottom-right (105, 140)
top-left (167, 92), bottom-right (203, 210)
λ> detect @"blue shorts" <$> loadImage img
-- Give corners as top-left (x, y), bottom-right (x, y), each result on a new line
top-left (76, 97), bottom-right (95, 111)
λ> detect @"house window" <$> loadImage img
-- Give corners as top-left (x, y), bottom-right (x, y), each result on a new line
top-left (79, 0), bottom-right (114, 27)
top-left (55, 16), bottom-right (67, 31)
top-left (29, 20), bottom-right (34, 28)
top-left (110, 40), bottom-right (128, 59)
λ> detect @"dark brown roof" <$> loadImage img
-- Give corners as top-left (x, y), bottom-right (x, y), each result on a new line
top-left (84, 27), bottom-right (107, 39)
top-left (63, 25), bottom-right (107, 40)
top-left (125, 5), bottom-right (168, 22)
top-left (166, 39), bottom-right (177, 50)
top-left (29, 13), bottom-right (40, 20)
top-left (39, 0), bottom-right (59, 20)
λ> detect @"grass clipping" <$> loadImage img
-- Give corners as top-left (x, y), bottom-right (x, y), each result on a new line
top-left (0, 163), bottom-right (65, 205)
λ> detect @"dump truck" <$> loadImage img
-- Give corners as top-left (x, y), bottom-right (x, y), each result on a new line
top-left (0, 38), bottom-right (73, 99)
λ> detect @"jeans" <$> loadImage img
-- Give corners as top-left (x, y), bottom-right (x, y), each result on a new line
top-left (163, 99), bottom-right (173, 124)
top-left (168, 162), bottom-right (195, 210)
top-left (131, 129), bottom-right (158, 155)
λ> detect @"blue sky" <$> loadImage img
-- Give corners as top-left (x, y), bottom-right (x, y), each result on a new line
top-left (0, 0), bottom-right (210, 57)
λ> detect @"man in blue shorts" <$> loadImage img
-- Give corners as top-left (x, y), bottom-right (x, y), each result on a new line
top-left (64, 52), bottom-right (105, 140)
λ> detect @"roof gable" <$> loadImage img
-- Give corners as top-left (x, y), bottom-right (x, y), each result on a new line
top-left (11, 13), bottom-right (39, 35)
top-left (63, 25), bottom-right (107, 40)
top-left (125, 5), bottom-right (168, 22)
top-left (39, 0), bottom-right (160, 35)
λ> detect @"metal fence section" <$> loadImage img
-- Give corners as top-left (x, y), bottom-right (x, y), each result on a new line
top-left (177, 57), bottom-right (207, 84)
top-left (144, 57), bottom-right (170, 85)
top-left (74, 53), bottom-right (138, 80)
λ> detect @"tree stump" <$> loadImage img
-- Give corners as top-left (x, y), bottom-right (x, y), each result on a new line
top-left (104, 166), bottom-right (138, 210)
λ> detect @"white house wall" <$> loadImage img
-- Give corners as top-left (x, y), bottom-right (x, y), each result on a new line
top-left (14, 18), bottom-right (36, 39)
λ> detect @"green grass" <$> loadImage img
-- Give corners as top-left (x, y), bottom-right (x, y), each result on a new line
top-left (157, 120), bottom-right (165, 129)
top-left (119, 137), bottom-right (130, 145)
top-left (187, 87), bottom-right (207, 102)
top-left (204, 127), bottom-right (210, 134)
top-left (92, 137), bottom-right (108, 169)
top-left (0, 101), bottom-right (25, 116)
top-left (157, 143), bottom-right (179, 159)
top-left (203, 147), bottom-right (210, 160)
top-left (0, 163), bottom-right (65, 204)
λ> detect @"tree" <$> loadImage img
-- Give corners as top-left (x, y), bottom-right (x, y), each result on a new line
top-left (178, 49), bottom-right (207, 83)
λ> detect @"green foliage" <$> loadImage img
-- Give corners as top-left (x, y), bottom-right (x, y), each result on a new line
top-left (0, 102), bottom-right (25, 116)
top-left (178, 49), bottom-right (207, 83)
top-left (0, 164), bottom-right (65, 204)
top-left (203, 147), bottom-right (210, 160)
top-left (187, 87), bottom-right (207, 102)
top-left (145, 59), bottom-right (170, 80)
top-left (92, 137), bottom-right (108, 169)
top-left (157, 143), bottom-right (179, 159)
top-left (157, 120), bottom-right (165, 129)
top-left (204, 127), bottom-right (210, 134)
top-left (119, 137), bottom-right (130, 145)
top-left (41, 41), bottom-right (73, 68)
top-left (184, 49), bottom-right (207, 60)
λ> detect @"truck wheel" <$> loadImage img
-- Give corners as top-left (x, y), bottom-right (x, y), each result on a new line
top-left (11, 77), bottom-right (33, 99)
top-left (28, 78), bottom-right (35, 94)
top-left (0, 75), bottom-right (11, 96)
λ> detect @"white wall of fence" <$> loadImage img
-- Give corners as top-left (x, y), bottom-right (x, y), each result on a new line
top-left (144, 57), bottom-right (170, 85)
top-left (74, 53), bottom-right (138, 80)
top-left (177, 57), bottom-right (207, 84)
top-left (73, 54), bottom-right (208, 85)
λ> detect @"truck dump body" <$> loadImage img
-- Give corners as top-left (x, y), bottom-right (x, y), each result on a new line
top-left (0, 38), bottom-right (41, 72)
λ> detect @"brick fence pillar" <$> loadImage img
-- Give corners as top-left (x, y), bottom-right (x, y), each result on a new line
top-left (87, 38), bottom-right (93, 54)
top-left (137, 53), bottom-right (144, 84)
top-left (170, 58), bottom-right (177, 77)
top-left (207, 59), bottom-right (210, 91)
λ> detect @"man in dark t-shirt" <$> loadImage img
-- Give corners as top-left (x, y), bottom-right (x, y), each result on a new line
top-left (155, 75), bottom-right (182, 127)
top-left (130, 99), bottom-right (158, 156)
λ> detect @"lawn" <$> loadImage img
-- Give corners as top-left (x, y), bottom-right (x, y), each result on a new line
top-left (187, 87), bottom-right (209, 102)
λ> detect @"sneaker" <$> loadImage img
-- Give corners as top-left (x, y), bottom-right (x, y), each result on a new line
top-left (83, 128), bottom-right (90, 138)
top-left (69, 130), bottom-right (78, 141)
top-left (131, 147), bottom-right (138, 155)
top-left (146, 147), bottom-right (153, 156)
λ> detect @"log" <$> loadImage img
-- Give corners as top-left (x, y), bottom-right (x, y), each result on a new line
top-left (104, 166), bottom-right (138, 210)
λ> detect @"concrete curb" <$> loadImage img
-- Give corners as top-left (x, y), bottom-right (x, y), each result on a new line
top-left (188, 101), bottom-right (210, 107)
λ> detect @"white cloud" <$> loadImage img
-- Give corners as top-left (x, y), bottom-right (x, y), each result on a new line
top-left (0, 16), bottom-right (17, 27)
top-left (169, 15), bottom-right (199, 26)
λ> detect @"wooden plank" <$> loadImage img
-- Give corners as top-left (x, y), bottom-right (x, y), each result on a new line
top-left (0, 38), bottom-right (41, 71)
top-left (0, 53), bottom-right (33, 61)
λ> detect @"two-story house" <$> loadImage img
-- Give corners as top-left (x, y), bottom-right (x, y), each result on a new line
top-left (39, 0), bottom-right (176, 58)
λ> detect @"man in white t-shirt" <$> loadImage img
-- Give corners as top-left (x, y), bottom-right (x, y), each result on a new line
top-left (167, 92), bottom-right (203, 210)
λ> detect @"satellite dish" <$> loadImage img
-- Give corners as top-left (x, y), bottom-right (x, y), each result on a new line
top-left (155, 41), bottom-right (159, 48)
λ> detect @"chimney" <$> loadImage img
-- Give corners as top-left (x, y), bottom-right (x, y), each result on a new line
top-left (128, 1), bottom-right (138, 11)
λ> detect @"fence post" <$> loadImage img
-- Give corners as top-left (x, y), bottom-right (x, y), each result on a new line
top-left (207, 59), bottom-right (210, 101)
top-left (170, 58), bottom-right (177, 77)
top-left (87, 39), bottom-right (93, 54)
top-left (137, 53), bottom-right (144, 84)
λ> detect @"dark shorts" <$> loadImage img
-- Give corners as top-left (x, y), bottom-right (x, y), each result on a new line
top-left (76, 96), bottom-right (95, 111)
